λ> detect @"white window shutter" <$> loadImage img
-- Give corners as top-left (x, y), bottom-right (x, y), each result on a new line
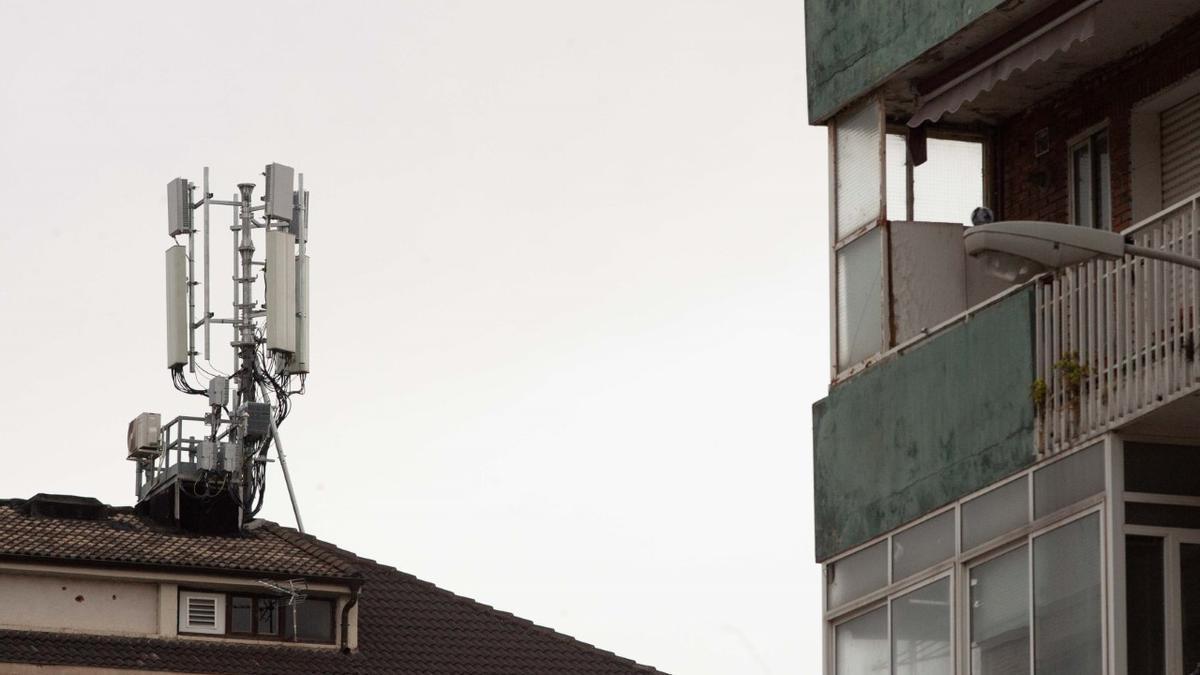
top-left (178, 592), bottom-right (225, 635)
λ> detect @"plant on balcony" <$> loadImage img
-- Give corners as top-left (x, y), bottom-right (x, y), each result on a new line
top-left (1031, 377), bottom-right (1049, 452)
top-left (1054, 352), bottom-right (1088, 436)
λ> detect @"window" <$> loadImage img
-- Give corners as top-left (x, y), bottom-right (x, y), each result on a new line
top-left (179, 589), bottom-right (336, 643)
top-left (836, 606), bottom-right (889, 675)
top-left (836, 227), bottom-right (885, 369)
top-left (283, 598), bottom-right (336, 643)
top-left (1070, 128), bottom-right (1111, 229)
top-left (892, 510), bottom-right (954, 582)
top-left (969, 546), bottom-right (1029, 675)
top-left (885, 132), bottom-right (985, 226)
top-left (962, 477), bottom-right (1029, 552)
top-left (827, 540), bottom-right (888, 609)
top-left (1033, 442), bottom-right (1103, 518)
top-left (826, 447), bottom-right (1107, 675)
top-left (892, 578), bottom-right (952, 675)
top-left (1032, 513), bottom-right (1102, 673)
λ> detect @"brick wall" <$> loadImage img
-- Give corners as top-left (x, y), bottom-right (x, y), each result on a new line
top-left (997, 12), bottom-right (1200, 232)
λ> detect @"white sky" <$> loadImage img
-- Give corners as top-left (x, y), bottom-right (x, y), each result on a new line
top-left (0, 2), bottom-right (828, 673)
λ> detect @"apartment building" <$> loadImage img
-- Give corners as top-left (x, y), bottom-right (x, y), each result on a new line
top-left (807, 0), bottom-right (1200, 672)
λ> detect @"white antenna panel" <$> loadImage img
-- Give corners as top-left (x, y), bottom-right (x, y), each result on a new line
top-left (167, 178), bottom-right (191, 236)
top-left (293, 254), bottom-right (310, 373)
top-left (264, 163), bottom-right (294, 222)
top-left (266, 230), bottom-right (297, 353)
top-left (165, 245), bottom-right (188, 367)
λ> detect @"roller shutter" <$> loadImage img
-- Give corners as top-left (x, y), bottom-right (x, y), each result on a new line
top-left (1161, 92), bottom-right (1200, 206)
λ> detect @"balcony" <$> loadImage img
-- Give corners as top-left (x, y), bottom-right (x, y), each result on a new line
top-left (812, 285), bottom-right (1037, 561)
top-left (1036, 192), bottom-right (1200, 454)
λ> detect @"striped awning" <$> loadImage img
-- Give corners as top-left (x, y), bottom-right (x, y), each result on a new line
top-left (908, 3), bottom-right (1098, 127)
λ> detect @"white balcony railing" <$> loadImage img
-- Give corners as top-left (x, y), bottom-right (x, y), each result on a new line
top-left (1036, 194), bottom-right (1200, 454)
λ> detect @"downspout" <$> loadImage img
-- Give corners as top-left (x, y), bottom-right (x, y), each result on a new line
top-left (340, 582), bottom-right (362, 653)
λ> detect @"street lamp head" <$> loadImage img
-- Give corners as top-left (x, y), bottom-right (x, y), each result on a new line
top-left (963, 220), bottom-right (1127, 281)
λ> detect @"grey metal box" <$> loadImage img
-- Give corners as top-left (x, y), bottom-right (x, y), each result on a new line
top-left (127, 412), bottom-right (161, 460)
top-left (264, 163), bottom-right (294, 222)
top-left (167, 178), bottom-right (192, 236)
top-left (220, 442), bottom-right (242, 473)
top-left (207, 376), bottom-right (229, 408)
top-left (242, 402), bottom-right (272, 441)
top-left (197, 440), bottom-right (218, 472)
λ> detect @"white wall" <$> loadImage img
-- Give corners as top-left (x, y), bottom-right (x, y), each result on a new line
top-left (0, 573), bottom-right (158, 636)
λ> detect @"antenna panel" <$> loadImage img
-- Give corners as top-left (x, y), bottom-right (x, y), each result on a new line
top-left (165, 245), bottom-right (188, 367)
top-left (264, 163), bottom-right (294, 222)
top-left (293, 254), bottom-right (310, 373)
top-left (167, 178), bottom-right (191, 236)
top-left (266, 230), bottom-right (297, 352)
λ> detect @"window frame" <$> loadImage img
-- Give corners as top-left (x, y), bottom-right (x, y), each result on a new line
top-left (178, 588), bottom-right (337, 644)
top-left (823, 440), bottom-right (1110, 675)
top-left (1068, 122), bottom-right (1113, 230)
top-left (885, 125), bottom-right (991, 225)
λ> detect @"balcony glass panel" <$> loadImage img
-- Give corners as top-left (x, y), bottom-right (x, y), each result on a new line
top-left (1033, 443), bottom-right (1103, 519)
top-left (1033, 513), bottom-right (1101, 674)
top-left (836, 605), bottom-right (888, 675)
top-left (828, 540), bottom-right (888, 609)
top-left (962, 477), bottom-right (1028, 551)
top-left (913, 137), bottom-right (983, 227)
top-left (835, 99), bottom-right (882, 240)
top-left (970, 546), bottom-right (1030, 675)
top-left (892, 510), bottom-right (954, 581)
top-left (892, 578), bottom-right (952, 675)
top-left (836, 227), bottom-right (884, 369)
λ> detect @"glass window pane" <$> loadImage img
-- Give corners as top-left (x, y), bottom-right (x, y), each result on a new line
top-left (836, 605), bottom-right (889, 675)
top-left (1124, 442), bottom-right (1200, 496)
top-left (887, 133), bottom-right (909, 221)
top-left (963, 477), bottom-right (1029, 551)
top-left (283, 598), bottom-right (335, 642)
top-left (836, 99), bottom-right (883, 240)
top-left (1126, 536), bottom-right (1164, 675)
top-left (1073, 143), bottom-right (1093, 228)
top-left (892, 578), bottom-right (952, 675)
top-left (970, 546), bottom-right (1030, 675)
top-left (1033, 513), bottom-right (1101, 674)
top-left (1182, 543), bottom-right (1200, 674)
top-left (837, 227), bottom-right (884, 369)
top-left (893, 510), bottom-right (955, 581)
top-left (1126, 502), bottom-right (1200, 528)
top-left (230, 595), bottom-right (253, 634)
top-left (1034, 443), bottom-right (1103, 519)
top-left (1094, 132), bottom-right (1110, 230)
top-left (257, 598), bottom-right (279, 636)
top-left (828, 540), bottom-right (888, 609)
top-left (913, 137), bottom-right (983, 226)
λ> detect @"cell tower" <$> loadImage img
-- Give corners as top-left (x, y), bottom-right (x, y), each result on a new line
top-left (127, 163), bottom-right (310, 534)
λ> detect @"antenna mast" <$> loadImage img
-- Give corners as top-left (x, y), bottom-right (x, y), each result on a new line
top-left (126, 163), bottom-right (311, 533)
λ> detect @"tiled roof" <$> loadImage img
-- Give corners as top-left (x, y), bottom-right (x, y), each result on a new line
top-left (0, 498), bottom-right (664, 674)
top-left (0, 499), bottom-right (355, 581)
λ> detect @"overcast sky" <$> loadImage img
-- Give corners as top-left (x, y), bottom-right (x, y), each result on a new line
top-left (0, 2), bottom-right (827, 673)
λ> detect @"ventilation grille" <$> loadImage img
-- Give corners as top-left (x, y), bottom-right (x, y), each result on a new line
top-left (178, 592), bottom-right (224, 634)
top-left (189, 596), bottom-right (216, 626)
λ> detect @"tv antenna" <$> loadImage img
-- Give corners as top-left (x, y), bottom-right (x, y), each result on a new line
top-left (256, 577), bottom-right (310, 640)
top-left (127, 163), bottom-right (310, 533)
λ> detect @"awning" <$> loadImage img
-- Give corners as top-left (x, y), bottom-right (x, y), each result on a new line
top-left (908, 2), bottom-right (1098, 127)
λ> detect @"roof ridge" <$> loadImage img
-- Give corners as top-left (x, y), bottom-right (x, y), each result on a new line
top-left (262, 523), bottom-right (664, 673)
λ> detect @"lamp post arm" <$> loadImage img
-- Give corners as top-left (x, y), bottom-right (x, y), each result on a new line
top-left (1125, 244), bottom-right (1200, 272)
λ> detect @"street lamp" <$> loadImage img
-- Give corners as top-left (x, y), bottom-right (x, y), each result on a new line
top-left (963, 220), bottom-right (1200, 281)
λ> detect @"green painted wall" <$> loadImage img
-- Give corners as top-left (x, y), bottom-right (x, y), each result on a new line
top-left (805, 0), bottom-right (1006, 123)
top-left (812, 288), bottom-right (1037, 561)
